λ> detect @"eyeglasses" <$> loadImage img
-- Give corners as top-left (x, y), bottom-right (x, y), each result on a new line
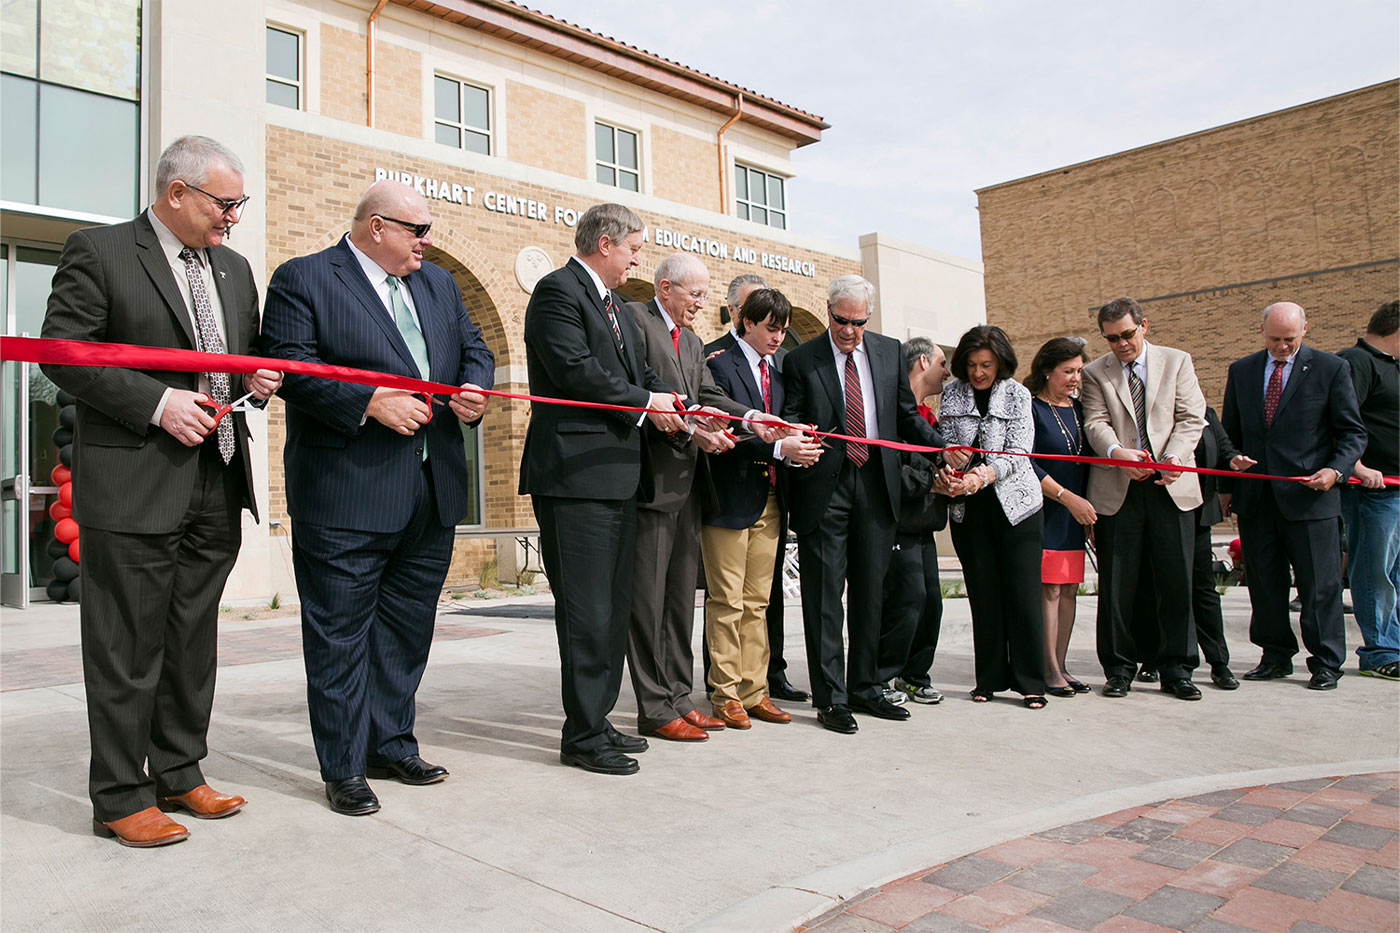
top-left (1102, 325), bottom-right (1139, 344)
top-left (831, 312), bottom-right (870, 328)
top-left (185, 183), bottom-right (250, 216)
top-left (376, 215), bottom-right (432, 239)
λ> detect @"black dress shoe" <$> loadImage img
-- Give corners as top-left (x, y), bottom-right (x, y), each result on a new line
top-left (365, 754), bottom-right (449, 785)
top-left (1243, 661), bottom-right (1293, 680)
top-left (849, 696), bottom-right (911, 721)
top-left (817, 704), bottom-right (859, 734)
top-left (1136, 665), bottom-right (1159, 683)
top-left (769, 675), bottom-right (811, 702)
top-left (1103, 676), bottom-right (1132, 698)
top-left (560, 747), bottom-right (639, 775)
top-left (1046, 685), bottom-right (1077, 698)
top-left (1307, 670), bottom-right (1340, 691)
top-left (1161, 678), bottom-right (1202, 700)
top-left (1210, 664), bottom-right (1240, 690)
top-left (604, 726), bottom-right (649, 754)
top-left (325, 777), bottom-right (380, 816)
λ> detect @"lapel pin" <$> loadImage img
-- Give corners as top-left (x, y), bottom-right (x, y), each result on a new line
top-left (218, 270), bottom-right (226, 279)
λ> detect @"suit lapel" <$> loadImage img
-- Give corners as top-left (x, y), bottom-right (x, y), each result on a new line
top-left (330, 239), bottom-right (420, 376)
top-left (134, 217), bottom-right (197, 350)
top-left (403, 270), bottom-right (440, 378)
top-left (567, 260), bottom-right (631, 377)
top-left (1273, 345), bottom-right (1313, 423)
top-left (867, 337), bottom-right (891, 427)
top-left (1142, 343), bottom-right (1163, 416)
top-left (812, 336), bottom-right (843, 420)
top-left (727, 347), bottom-right (763, 411)
top-left (1244, 351), bottom-right (1267, 426)
top-left (207, 248), bottom-right (241, 354)
top-left (1110, 355), bottom-right (1134, 416)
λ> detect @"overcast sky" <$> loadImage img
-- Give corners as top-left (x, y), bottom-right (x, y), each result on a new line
top-left (539, 0), bottom-right (1398, 261)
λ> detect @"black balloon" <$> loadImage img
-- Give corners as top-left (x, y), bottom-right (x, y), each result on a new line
top-left (52, 557), bottom-right (78, 581)
top-left (59, 406), bottom-right (76, 428)
top-left (52, 427), bottom-right (73, 447)
top-left (45, 580), bottom-right (69, 602)
top-left (59, 444), bottom-right (72, 466)
top-left (67, 578), bottom-right (81, 602)
top-left (56, 390), bottom-right (75, 406)
top-left (46, 539), bottom-right (69, 560)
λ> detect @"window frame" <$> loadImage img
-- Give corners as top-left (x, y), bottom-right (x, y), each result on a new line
top-left (432, 72), bottom-right (493, 156)
top-left (594, 120), bottom-right (641, 192)
top-left (265, 23), bottom-right (303, 111)
top-left (734, 162), bottom-right (788, 230)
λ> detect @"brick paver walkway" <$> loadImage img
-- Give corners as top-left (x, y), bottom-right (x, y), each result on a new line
top-left (804, 773), bottom-right (1399, 933)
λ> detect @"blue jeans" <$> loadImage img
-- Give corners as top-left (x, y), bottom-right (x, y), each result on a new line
top-left (1342, 487), bottom-right (1400, 669)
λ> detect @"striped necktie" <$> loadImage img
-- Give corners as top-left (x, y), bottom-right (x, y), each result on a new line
top-left (844, 353), bottom-right (868, 466)
top-left (1264, 359), bottom-right (1285, 425)
top-left (179, 247), bottom-right (234, 464)
top-left (388, 276), bottom-right (429, 461)
top-left (1127, 364), bottom-right (1153, 457)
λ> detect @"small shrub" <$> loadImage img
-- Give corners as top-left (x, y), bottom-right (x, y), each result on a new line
top-left (479, 557), bottom-right (499, 590)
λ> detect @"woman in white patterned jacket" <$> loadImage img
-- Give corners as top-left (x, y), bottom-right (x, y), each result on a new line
top-left (938, 324), bottom-right (1048, 709)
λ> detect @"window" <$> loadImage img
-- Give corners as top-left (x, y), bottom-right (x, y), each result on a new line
top-left (266, 25), bottom-right (301, 109)
top-left (434, 75), bottom-right (490, 155)
top-left (735, 163), bottom-right (787, 230)
top-left (595, 122), bottom-right (638, 191)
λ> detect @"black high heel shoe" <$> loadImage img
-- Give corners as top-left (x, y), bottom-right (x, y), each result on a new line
top-left (1046, 685), bottom-right (1076, 698)
top-left (1066, 679), bottom-right (1091, 694)
top-left (1023, 695), bottom-right (1048, 709)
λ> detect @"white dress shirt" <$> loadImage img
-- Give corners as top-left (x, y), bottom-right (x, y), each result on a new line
top-left (345, 234), bottom-right (421, 329)
top-left (828, 334), bottom-right (877, 441)
top-left (733, 334), bottom-right (786, 460)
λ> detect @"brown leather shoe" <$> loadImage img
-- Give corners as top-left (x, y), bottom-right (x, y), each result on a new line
top-left (643, 717), bottom-right (708, 742)
top-left (682, 709), bottom-right (726, 731)
top-left (714, 700), bottom-right (751, 730)
top-left (746, 697), bottom-right (792, 723)
top-left (92, 807), bottom-right (189, 848)
top-left (157, 784), bottom-right (247, 819)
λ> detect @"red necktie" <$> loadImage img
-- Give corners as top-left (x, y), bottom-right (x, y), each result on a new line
top-left (844, 353), bottom-right (868, 466)
top-left (1264, 359), bottom-right (1285, 425)
top-left (760, 358), bottom-right (776, 486)
top-left (917, 403), bottom-right (936, 427)
top-left (670, 325), bottom-right (680, 358)
top-left (603, 291), bottom-right (624, 354)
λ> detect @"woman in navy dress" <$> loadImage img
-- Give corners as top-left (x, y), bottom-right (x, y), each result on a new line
top-left (1025, 338), bottom-right (1096, 698)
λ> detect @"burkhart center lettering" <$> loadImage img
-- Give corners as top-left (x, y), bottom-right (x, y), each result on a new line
top-left (375, 166), bottom-right (816, 277)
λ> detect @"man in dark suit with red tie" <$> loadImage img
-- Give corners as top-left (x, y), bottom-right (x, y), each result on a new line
top-left (261, 180), bottom-right (495, 815)
top-left (41, 135), bottom-right (282, 847)
top-left (1222, 301), bottom-right (1366, 690)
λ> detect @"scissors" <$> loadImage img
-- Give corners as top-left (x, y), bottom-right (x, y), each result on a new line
top-left (197, 389), bottom-right (259, 429)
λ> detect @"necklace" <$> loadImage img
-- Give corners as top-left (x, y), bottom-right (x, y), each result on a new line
top-left (1038, 395), bottom-right (1081, 455)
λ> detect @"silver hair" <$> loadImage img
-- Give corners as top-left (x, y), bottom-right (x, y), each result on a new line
top-left (828, 273), bottom-right (875, 312)
top-left (725, 273), bottom-right (768, 309)
top-left (904, 336), bottom-right (935, 374)
top-left (1262, 302), bottom-right (1307, 325)
top-left (653, 252), bottom-right (707, 289)
top-left (574, 203), bottom-right (643, 256)
top-left (154, 135), bottom-right (244, 194)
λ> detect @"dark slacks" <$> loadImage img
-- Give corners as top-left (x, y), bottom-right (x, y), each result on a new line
top-left (80, 442), bottom-right (242, 821)
top-left (878, 531), bottom-right (943, 688)
top-left (534, 494), bottom-right (637, 753)
top-left (1239, 487), bottom-right (1346, 674)
top-left (627, 495), bottom-right (702, 731)
top-left (796, 458), bottom-right (896, 707)
top-left (950, 491), bottom-right (1045, 696)
top-left (293, 465), bottom-right (453, 782)
top-left (1095, 481), bottom-right (1199, 682)
top-left (1134, 518), bottom-right (1230, 667)
top-left (766, 509), bottom-right (791, 679)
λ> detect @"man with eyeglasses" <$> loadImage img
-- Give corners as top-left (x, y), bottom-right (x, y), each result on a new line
top-left (1079, 297), bottom-right (1207, 701)
top-left (781, 274), bottom-right (946, 734)
top-left (260, 179), bottom-right (495, 815)
top-left (41, 135), bottom-right (283, 847)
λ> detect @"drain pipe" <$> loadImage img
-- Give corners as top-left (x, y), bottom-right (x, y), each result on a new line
top-left (367, 0), bottom-right (388, 127)
top-left (716, 94), bottom-right (743, 214)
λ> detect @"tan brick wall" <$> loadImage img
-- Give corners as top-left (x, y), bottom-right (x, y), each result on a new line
top-left (263, 125), bottom-right (856, 583)
top-left (505, 81), bottom-right (586, 178)
top-left (976, 81), bottom-right (1399, 406)
top-left (320, 23), bottom-right (365, 125)
top-left (372, 40), bottom-right (422, 137)
top-left (650, 124), bottom-right (720, 212)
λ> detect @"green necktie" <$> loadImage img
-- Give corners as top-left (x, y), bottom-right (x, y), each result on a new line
top-left (388, 276), bottom-right (429, 460)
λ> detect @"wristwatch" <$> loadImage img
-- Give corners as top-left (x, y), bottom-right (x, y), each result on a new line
top-left (1333, 469), bottom-right (1344, 485)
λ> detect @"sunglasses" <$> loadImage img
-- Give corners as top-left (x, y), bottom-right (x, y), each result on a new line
top-left (1102, 325), bottom-right (1139, 344)
top-left (831, 312), bottom-right (870, 328)
top-left (185, 183), bottom-right (250, 216)
top-left (376, 215), bottom-right (432, 239)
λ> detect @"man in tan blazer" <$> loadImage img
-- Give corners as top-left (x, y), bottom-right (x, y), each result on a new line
top-left (1080, 297), bottom-right (1207, 700)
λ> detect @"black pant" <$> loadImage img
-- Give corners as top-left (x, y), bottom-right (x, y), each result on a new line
top-left (797, 459), bottom-right (895, 707)
top-left (1134, 517), bottom-right (1230, 668)
top-left (534, 495), bottom-right (638, 753)
top-left (766, 508), bottom-right (791, 679)
top-left (878, 532), bottom-right (942, 687)
top-left (950, 491), bottom-right (1045, 696)
top-left (1095, 481), bottom-right (1199, 682)
top-left (294, 464), bottom-right (453, 781)
top-left (1239, 486), bottom-right (1346, 674)
top-left (80, 443), bottom-right (242, 820)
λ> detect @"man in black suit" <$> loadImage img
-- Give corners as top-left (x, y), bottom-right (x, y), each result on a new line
top-left (703, 274), bottom-right (809, 703)
top-left (782, 274), bottom-right (945, 733)
top-left (41, 136), bottom-right (282, 847)
top-left (261, 180), bottom-right (495, 815)
top-left (1222, 301), bottom-right (1367, 690)
top-left (519, 203), bottom-right (689, 775)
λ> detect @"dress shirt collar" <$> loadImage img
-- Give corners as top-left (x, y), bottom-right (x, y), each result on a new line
top-left (345, 234), bottom-right (393, 290)
top-left (828, 332), bottom-right (866, 363)
top-left (652, 299), bottom-right (677, 333)
top-left (570, 255), bottom-right (608, 303)
top-left (147, 208), bottom-right (203, 267)
top-left (734, 332), bottom-right (770, 371)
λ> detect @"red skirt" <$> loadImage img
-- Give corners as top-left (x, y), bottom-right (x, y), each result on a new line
top-left (1041, 549), bottom-right (1085, 585)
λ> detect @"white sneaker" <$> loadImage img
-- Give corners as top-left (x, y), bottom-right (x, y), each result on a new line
top-left (893, 677), bottom-right (943, 704)
top-left (882, 687), bottom-right (909, 706)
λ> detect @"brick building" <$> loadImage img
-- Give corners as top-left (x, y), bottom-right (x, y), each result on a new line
top-left (975, 81), bottom-right (1399, 406)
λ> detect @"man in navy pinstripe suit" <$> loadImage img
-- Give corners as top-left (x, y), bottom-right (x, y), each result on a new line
top-left (261, 181), bottom-right (494, 815)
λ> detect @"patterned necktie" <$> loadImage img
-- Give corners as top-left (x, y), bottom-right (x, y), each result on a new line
top-left (178, 247), bottom-right (234, 464)
top-left (1127, 363), bottom-right (1154, 457)
top-left (388, 276), bottom-right (429, 461)
top-left (1264, 359), bottom-right (1285, 425)
top-left (759, 358), bottom-right (777, 486)
top-left (670, 325), bottom-right (680, 358)
top-left (603, 291), bottom-right (625, 353)
top-left (843, 352), bottom-right (869, 466)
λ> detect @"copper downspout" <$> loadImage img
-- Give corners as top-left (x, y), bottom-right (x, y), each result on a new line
top-left (716, 94), bottom-right (743, 214)
top-left (367, 0), bottom-right (389, 127)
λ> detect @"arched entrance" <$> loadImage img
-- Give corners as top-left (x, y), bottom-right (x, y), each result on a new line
top-left (789, 306), bottom-right (826, 344)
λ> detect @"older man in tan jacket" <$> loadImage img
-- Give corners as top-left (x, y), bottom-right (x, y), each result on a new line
top-left (1080, 297), bottom-right (1206, 700)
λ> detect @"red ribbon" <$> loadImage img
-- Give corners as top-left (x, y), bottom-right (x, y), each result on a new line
top-left (5, 335), bottom-right (1395, 487)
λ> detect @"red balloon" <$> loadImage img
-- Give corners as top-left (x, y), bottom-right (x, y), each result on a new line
top-left (49, 501), bottom-right (72, 521)
top-left (68, 539), bottom-right (80, 562)
top-left (51, 464), bottom-right (71, 486)
top-left (58, 482), bottom-right (72, 508)
top-left (54, 518), bottom-right (79, 544)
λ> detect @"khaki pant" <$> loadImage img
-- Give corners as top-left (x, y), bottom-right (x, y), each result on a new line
top-left (701, 494), bottom-right (781, 708)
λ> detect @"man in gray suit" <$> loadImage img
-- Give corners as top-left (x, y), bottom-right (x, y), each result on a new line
top-left (41, 136), bottom-right (281, 847)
